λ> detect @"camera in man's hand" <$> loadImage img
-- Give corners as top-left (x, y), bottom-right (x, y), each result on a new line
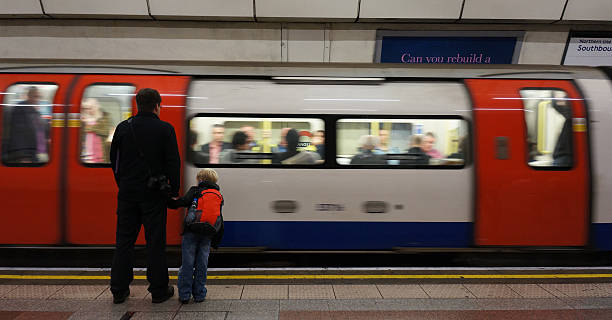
top-left (147, 174), bottom-right (171, 197)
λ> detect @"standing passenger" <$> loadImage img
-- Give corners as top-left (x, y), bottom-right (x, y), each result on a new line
top-left (201, 124), bottom-right (231, 164)
top-left (4, 87), bottom-right (46, 163)
top-left (109, 88), bottom-right (180, 304)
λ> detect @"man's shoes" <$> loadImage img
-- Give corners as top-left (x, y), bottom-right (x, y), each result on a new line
top-left (179, 298), bottom-right (190, 304)
top-left (113, 289), bottom-right (130, 304)
top-left (152, 286), bottom-right (174, 304)
top-left (194, 298), bottom-right (205, 303)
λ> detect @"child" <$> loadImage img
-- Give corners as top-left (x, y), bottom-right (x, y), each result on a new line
top-left (168, 168), bottom-right (224, 304)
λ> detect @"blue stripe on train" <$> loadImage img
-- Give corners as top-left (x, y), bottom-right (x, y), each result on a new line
top-left (593, 223), bottom-right (612, 251)
top-left (221, 221), bottom-right (473, 250)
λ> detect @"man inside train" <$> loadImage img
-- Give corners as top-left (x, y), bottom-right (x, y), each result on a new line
top-left (422, 132), bottom-right (442, 159)
top-left (220, 130), bottom-right (258, 164)
top-left (110, 88), bottom-right (180, 304)
top-left (551, 92), bottom-right (573, 167)
top-left (350, 135), bottom-right (386, 165)
top-left (3, 86), bottom-right (47, 163)
top-left (200, 124), bottom-right (231, 164)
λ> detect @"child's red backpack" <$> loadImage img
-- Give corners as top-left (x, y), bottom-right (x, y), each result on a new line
top-left (184, 188), bottom-right (224, 235)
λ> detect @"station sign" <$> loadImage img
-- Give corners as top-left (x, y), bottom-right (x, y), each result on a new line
top-left (563, 34), bottom-right (612, 66)
top-left (375, 31), bottom-right (523, 64)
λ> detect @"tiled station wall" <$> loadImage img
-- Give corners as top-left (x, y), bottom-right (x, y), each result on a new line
top-left (0, 0), bottom-right (611, 65)
top-left (0, 20), bottom-right (610, 64)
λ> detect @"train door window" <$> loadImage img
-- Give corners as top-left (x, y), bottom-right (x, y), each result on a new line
top-left (80, 84), bottom-right (134, 164)
top-left (1, 83), bottom-right (57, 166)
top-left (521, 89), bottom-right (573, 168)
top-left (189, 116), bottom-right (325, 165)
top-left (336, 118), bottom-right (468, 167)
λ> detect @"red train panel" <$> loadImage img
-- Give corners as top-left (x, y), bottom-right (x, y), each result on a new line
top-left (466, 79), bottom-right (589, 246)
top-left (0, 74), bottom-right (75, 244)
top-left (65, 75), bottom-right (190, 245)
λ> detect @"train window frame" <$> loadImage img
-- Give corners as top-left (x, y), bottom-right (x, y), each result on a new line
top-left (78, 82), bottom-right (135, 168)
top-left (187, 113), bottom-right (470, 170)
top-left (335, 115), bottom-right (470, 169)
top-left (187, 113), bottom-right (328, 168)
top-left (520, 87), bottom-right (574, 171)
top-left (1, 82), bottom-right (59, 168)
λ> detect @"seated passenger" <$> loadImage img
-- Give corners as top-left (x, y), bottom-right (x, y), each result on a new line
top-left (447, 136), bottom-right (467, 160)
top-left (274, 129), bottom-right (320, 165)
top-left (400, 135), bottom-right (430, 165)
top-left (350, 135), bottom-right (386, 165)
top-left (271, 127), bottom-right (290, 153)
top-left (422, 132), bottom-right (442, 159)
top-left (187, 130), bottom-right (209, 164)
top-left (240, 125), bottom-right (260, 151)
top-left (312, 130), bottom-right (325, 159)
top-left (220, 131), bottom-right (258, 164)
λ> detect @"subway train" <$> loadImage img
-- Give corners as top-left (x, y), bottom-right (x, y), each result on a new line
top-left (0, 63), bottom-right (611, 252)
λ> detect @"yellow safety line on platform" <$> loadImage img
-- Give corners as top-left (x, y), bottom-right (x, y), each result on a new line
top-left (1, 274), bottom-right (612, 280)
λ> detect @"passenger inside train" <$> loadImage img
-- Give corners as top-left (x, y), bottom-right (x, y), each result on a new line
top-left (521, 89), bottom-right (574, 168)
top-left (1, 85), bottom-right (53, 165)
top-left (337, 118), bottom-right (467, 166)
top-left (189, 117), bottom-right (325, 165)
top-left (79, 85), bottom-right (134, 164)
top-left (188, 117), bottom-right (470, 167)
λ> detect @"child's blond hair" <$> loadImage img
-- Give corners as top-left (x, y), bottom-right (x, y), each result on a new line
top-left (197, 168), bottom-right (219, 183)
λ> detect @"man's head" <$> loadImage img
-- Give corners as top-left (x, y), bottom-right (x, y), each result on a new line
top-left (378, 129), bottom-right (389, 146)
top-left (410, 135), bottom-right (423, 148)
top-left (135, 88), bottom-right (162, 114)
top-left (279, 127), bottom-right (291, 147)
top-left (232, 130), bottom-right (249, 150)
top-left (197, 168), bottom-right (219, 184)
top-left (313, 130), bottom-right (325, 145)
top-left (359, 135), bottom-right (379, 151)
top-left (240, 126), bottom-right (256, 144)
top-left (212, 124), bottom-right (225, 143)
top-left (26, 87), bottom-right (40, 104)
top-left (422, 132), bottom-right (436, 152)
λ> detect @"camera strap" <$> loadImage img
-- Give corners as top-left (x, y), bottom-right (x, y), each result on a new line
top-left (127, 117), bottom-right (154, 178)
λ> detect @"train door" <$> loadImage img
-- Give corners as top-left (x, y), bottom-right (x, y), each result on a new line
top-left (466, 79), bottom-right (589, 246)
top-left (64, 75), bottom-right (190, 245)
top-left (0, 74), bottom-right (75, 244)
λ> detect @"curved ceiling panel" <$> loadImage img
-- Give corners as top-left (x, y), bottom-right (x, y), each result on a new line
top-left (149, 0), bottom-right (254, 21)
top-left (0, 0), bottom-right (45, 18)
top-left (255, 0), bottom-right (358, 21)
top-left (461, 0), bottom-right (566, 21)
top-left (359, 0), bottom-right (463, 21)
top-left (42, 0), bottom-right (150, 19)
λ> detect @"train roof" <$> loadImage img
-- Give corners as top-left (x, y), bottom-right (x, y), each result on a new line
top-left (0, 61), bottom-right (606, 80)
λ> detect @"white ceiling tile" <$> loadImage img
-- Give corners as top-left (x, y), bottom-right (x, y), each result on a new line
top-left (359, 0), bottom-right (463, 21)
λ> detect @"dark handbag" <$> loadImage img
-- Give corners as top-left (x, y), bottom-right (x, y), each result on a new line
top-left (128, 117), bottom-right (171, 197)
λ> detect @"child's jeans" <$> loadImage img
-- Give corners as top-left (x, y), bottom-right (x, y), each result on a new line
top-left (178, 231), bottom-right (211, 301)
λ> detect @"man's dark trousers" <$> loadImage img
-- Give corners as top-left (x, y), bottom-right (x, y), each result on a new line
top-left (110, 198), bottom-right (169, 297)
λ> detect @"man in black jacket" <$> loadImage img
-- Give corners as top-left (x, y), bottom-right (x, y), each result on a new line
top-left (110, 88), bottom-right (180, 304)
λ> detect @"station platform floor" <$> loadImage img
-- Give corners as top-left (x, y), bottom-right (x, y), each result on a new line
top-left (1, 268), bottom-right (611, 319)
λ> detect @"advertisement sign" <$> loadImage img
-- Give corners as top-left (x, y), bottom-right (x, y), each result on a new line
top-left (563, 37), bottom-right (612, 66)
top-left (376, 31), bottom-right (522, 64)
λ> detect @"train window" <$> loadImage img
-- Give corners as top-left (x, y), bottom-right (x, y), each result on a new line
top-left (188, 116), bottom-right (325, 165)
top-left (521, 89), bottom-right (573, 168)
top-left (1, 84), bottom-right (57, 166)
top-left (336, 118), bottom-right (468, 167)
top-left (80, 85), bottom-right (134, 164)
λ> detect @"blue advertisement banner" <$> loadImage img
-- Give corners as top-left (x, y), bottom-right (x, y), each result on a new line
top-left (380, 36), bottom-right (518, 64)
